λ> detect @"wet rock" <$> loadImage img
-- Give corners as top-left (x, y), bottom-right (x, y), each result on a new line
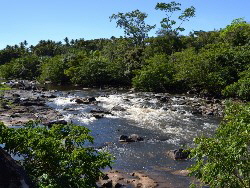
top-left (90, 109), bottom-right (111, 114)
top-left (45, 120), bottom-right (68, 128)
top-left (75, 98), bottom-right (89, 104)
top-left (12, 93), bottom-right (20, 98)
top-left (129, 134), bottom-right (144, 142)
top-left (74, 97), bottom-right (97, 104)
top-left (111, 105), bottom-right (126, 111)
top-left (88, 97), bottom-right (96, 102)
top-left (92, 114), bottom-right (104, 119)
top-left (20, 99), bottom-right (46, 107)
top-left (119, 134), bottom-right (143, 142)
top-left (102, 180), bottom-right (113, 188)
top-left (119, 135), bottom-right (130, 142)
top-left (191, 109), bottom-right (202, 115)
top-left (166, 149), bottom-right (190, 160)
top-left (102, 174), bottom-right (110, 180)
top-left (159, 96), bottom-right (170, 103)
top-left (114, 183), bottom-right (123, 188)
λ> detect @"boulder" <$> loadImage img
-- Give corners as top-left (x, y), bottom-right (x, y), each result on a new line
top-left (111, 106), bottom-right (126, 111)
top-left (0, 147), bottom-right (35, 188)
top-left (119, 134), bottom-right (143, 142)
top-left (166, 149), bottom-right (190, 160)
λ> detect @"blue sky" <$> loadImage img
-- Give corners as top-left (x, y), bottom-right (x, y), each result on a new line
top-left (0, 0), bottom-right (249, 49)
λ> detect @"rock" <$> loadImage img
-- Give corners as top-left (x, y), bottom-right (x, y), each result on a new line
top-left (166, 149), bottom-right (190, 160)
top-left (102, 180), bottom-right (113, 188)
top-left (119, 135), bottom-right (130, 142)
top-left (102, 174), bottom-right (110, 180)
top-left (88, 97), bottom-right (96, 102)
top-left (92, 114), bottom-right (104, 119)
top-left (45, 120), bottom-right (67, 128)
top-left (114, 183), bottom-right (123, 188)
top-left (191, 109), bottom-right (202, 115)
top-left (129, 134), bottom-right (144, 142)
top-left (111, 106), bottom-right (126, 111)
top-left (0, 147), bottom-right (35, 188)
top-left (75, 97), bottom-right (97, 104)
top-left (75, 98), bottom-right (89, 104)
top-left (90, 109), bottom-right (111, 114)
top-left (119, 134), bottom-right (143, 142)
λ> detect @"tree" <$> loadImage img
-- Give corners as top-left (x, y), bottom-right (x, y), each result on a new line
top-left (155, 1), bottom-right (195, 36)
top-left (189, 102), bottom-right (250, 188)
top-left (0, 122), bottom-right (113, 187)
top-left (110, 9), bottom-right (156, 46)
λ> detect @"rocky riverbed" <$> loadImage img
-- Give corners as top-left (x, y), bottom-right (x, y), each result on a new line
top-left (0, 80), bottom-right (226, 187)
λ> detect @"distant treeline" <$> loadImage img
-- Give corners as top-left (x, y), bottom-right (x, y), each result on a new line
top-left (0, 3), bottom-right (250, 100)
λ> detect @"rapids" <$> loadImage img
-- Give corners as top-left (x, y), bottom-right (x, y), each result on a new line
top-left (47, 88), bottom-right (220, 187)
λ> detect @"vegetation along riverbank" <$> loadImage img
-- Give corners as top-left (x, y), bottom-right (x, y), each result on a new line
top-left (0, 1), bottom-right (249, 187)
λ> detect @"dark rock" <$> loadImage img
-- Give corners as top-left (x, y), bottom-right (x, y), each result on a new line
top-left (10, 114), bottom-right (21, 118)
top-left (92, 114), bottom-right (104, 119)
top-left (191, 109), bottom-right (202, 115)
top-left (102, 180), bottom-right (113, 188)
top-left (119, 135), bottom-right (130, 142)
top-left (129, 134), bottom-right (144, 142)
top-left (0, 147), bottom-right (35, 188)
top-left (47, 94), bottom-right (57, 99)
top-left (119, 134), bottom-right (143, 142)
top-left (159, 96), bottom-right (169, 103)
top-left (102, 174), bottom-right (110, 180)
top-left (114, 183), bottom-right (123, 188)
top-left (88, 97), bottom-right (96, 102)
top-left (166, 149), bottom-right (190, 160)
top-left (111, 106), bottom-right (126, 111)
top-left (75, 98), bottom-right (89, 104)
top-left (12, 94), bottom-right (20, 98)
top-left (90, 109), bottom-right (111, 114)
top-left (45, 120), bottom-right (67, 128)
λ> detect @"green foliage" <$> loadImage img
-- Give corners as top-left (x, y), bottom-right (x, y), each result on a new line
top-left (132, 54), bottom-right (175, 92)
top-left (223, 69), bottom-right (250, 100)
top-left (0, 122), bottom-right (113, 188)
top-left (172, 44), bottom-right (250, 95)
top-left (155, 1), bottom-right (195, 36)
top-left (221, 18), bottom-right (250, 46)
top-left (110, 9), bottom-right (155, 46)
top-left (0, 55), bottom-right (42, 80)
top-left (189, 102), bottom-right (250, 187)
top-left (39, 55), bottom-right (70, 84)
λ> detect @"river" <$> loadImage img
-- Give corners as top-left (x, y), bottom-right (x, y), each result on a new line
top-left (46, 87), bottom-right (220, 187)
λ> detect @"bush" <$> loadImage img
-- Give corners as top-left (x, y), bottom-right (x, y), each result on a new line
top-left (222, 70), bottom-right (250, 100)
top-left (132, 54), bottom-right (175, 92)
top-left (39, 55), bottom-right (70, 84)
top-left (0, 122), bottom-right (113, 187)
top-left (0, 55), bottom-right (41, 80)
top-left (171, 43), bottom-right (250, 95)
top-left (189, 102), bottom-right (250, 187)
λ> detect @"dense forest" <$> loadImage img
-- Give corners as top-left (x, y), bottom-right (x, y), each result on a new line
top-left (0, 3), bottom-right (250, 100)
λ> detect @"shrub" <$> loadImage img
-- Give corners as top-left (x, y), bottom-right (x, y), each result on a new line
top-left (222, 69), bottom-right (250, 100)
top-left (189, 102), bottom-right (250, 187)
top-left (0, 122), bottom-right (113, 187)
top-left (132, 54), bottom-right (175, 92)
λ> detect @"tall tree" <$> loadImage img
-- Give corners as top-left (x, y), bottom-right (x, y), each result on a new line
top-left (155, 1), bottom-right (195, 36)
top-left (110, 9), bottom-right (155, 46)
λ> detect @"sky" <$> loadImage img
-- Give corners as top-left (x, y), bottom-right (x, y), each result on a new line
top-left (0, 0), bottom-right (249, 49)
